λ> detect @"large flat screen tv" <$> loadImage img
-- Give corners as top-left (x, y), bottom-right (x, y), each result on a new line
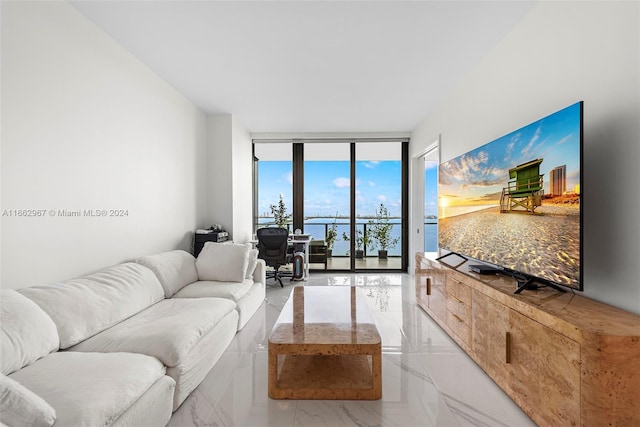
top-left (438, 101), bottom-right (583, 291)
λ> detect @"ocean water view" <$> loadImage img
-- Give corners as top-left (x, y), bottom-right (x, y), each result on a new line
top-left (257, 217), bottom-right (438, 255)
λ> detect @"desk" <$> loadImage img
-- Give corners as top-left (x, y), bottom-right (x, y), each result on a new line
top-left (251, 234), bottom-right (312, 281)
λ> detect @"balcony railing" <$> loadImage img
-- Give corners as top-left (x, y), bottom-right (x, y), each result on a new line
top-left (254, 220), bottom-right (438, 256)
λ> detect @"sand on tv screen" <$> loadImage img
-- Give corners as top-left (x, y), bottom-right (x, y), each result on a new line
top-left (438, 101), bottom-right (583, 290)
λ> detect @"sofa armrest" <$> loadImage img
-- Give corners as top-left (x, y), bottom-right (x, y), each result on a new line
top-left (253, 259), bottom-right (266, 287)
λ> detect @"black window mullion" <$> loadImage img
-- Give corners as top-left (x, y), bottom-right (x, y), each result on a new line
top-left (293, 143), bottom-right (304, 233)
top-left (402, 141), bottom-right (409, 271)
top-left (350, 142), bottom-right (356, 271)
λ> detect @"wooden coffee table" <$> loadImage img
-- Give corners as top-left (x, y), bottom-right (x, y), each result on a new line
top-left (268, 286), bottom-right (382, 400)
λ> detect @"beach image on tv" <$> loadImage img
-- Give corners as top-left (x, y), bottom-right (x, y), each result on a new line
top-left (438, 102), bottom-right (582, 288)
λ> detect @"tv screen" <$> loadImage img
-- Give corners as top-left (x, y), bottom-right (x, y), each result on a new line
top-left (438, 101), bottom-right (583, 291)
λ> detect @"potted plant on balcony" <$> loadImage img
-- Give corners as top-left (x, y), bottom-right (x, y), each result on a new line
top-left (269, 194), bottom-right (291, 230)
top-left (325, 215), bottom-right (338, 258)
top-left (371, 203), bottom-right (399, 259)
top-left (341, 231), bottom-right (359, 258)
top-left (361, 221), bottom-right (374, 257)
top-left (342, 221), bottom-right (373, 259)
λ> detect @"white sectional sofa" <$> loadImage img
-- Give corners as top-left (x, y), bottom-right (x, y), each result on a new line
top-left (0, 243), bottom-right (266, 427)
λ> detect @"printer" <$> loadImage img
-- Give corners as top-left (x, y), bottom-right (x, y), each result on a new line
top-left (194, 226), bottom-right (229, 256)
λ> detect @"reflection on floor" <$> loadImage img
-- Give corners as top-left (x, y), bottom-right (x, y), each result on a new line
top-left (323, 256), bottom-right (403, 270)
top-left (168, 273), bottom-right (535, 427)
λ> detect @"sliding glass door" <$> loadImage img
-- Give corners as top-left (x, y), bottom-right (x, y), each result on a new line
top-left (355, 142), bottom-right (403, 270)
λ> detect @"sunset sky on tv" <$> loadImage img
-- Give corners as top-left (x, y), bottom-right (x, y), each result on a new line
top-left (439, 102), bottom-right (581, 210)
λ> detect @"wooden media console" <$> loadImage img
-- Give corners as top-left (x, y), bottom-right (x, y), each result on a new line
top-left (415, 253), bottom-right (639, 426)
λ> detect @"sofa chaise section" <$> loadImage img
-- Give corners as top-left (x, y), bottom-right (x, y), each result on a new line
top-left (9, 352), bottom-right (174, 427)
top-left (1, 289), bottom-right (175, 427)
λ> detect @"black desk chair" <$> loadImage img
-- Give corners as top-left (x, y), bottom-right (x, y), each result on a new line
top-left (257, 227), bottom-right (290, 287)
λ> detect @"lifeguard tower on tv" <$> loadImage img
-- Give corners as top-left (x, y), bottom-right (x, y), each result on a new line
top-left (500, 158), bottom-right (544, 214)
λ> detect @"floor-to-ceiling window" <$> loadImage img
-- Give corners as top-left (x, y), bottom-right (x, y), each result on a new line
top-left (254, 142), bottom-right (293, 231)
top-left (254, 139), bottom-right (408, 272)
top-left (302, 142), bottom-right (351, 270)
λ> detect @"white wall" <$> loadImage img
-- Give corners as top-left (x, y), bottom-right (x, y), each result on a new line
top-left (206, 115), bottom-right (234, 232)
top-left (410, 1), bottom-right (639, 314)
top-left (1, 1), bottom-right (208, 288)
top-left (231, 117), bottom-right (254, 243)
top-left (206, 114), bottom-right (253, 243)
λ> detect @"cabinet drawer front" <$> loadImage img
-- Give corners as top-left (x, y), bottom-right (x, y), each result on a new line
top-left (447, 311), bottom-right (471, 345)
top-left (446, 297), bottom-right (471, 325)
top-left (446, 275), bottom-right (471, 305)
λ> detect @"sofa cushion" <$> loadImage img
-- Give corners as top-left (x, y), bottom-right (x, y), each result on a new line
top-left (18, 263), bottom-right (164, 349)
top-left (135, 250), bottom-right (199, 298)
top-left (69, 298), bottom-right (237, 367)
top-left (110, 375), bottom-right (174, 427)
top-left (0, 374), bottom-right (56, 427)
top-left (245, 248), bottom-right (259, 279)
top-left (173, 279), bottom-right (254, 302)
top-left (196, 242), bottom-right (251, 283)
top-left (0, 290), bottom-right (59, 375)
top-left (8, 352), bottom-right (166, 427)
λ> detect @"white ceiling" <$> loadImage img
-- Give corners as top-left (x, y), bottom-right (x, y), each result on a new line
top-left (70, 0), bottom-right (536, 134)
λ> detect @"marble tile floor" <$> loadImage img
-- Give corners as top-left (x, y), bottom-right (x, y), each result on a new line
top-left (168, 273), bottom-right (535, 427)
